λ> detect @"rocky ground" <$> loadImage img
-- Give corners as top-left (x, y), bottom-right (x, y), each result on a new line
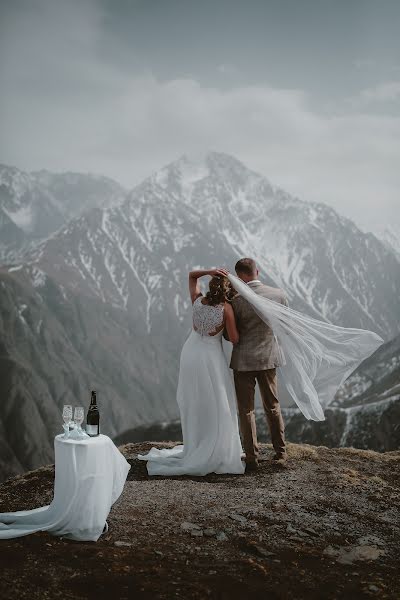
top-left (0, 442), bottom-right (399, 599)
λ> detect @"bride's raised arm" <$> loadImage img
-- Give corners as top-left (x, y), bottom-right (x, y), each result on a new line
top-left (188, 268), bottom-right (229, 304)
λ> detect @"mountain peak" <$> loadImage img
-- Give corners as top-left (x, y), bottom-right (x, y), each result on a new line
top-left (178, 150), bottom-right (259, 178)
top-left (179, 150), bottom-right (246, 168)
top-left (149, 151), bottom-right (264, 193)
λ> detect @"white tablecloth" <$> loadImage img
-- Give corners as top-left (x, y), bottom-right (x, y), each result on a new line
top-left (0, 434), bottom-right (130, 542)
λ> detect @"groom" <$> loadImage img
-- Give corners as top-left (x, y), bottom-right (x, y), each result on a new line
top-left (226, 258), bottom-right (288, 471)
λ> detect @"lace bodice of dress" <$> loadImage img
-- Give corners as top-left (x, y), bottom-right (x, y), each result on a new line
top-left (192, 296), bottom-right (224, 337)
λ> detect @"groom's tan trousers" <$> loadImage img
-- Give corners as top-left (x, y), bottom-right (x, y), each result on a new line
top-left (233, 368), bottom-right (286, 461)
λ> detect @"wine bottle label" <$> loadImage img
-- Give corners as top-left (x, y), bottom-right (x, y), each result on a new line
top-left (86, 424), bottom-right (99, 435)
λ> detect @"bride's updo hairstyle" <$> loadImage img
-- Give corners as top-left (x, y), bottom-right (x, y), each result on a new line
top-left (205, 276), bottom-right (236, 306)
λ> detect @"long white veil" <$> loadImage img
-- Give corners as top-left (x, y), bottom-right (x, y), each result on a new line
top-left (227, 274), bottom-right (384, 421)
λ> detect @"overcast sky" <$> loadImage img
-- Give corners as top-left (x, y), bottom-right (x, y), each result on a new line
top-left (0, 0), bottom-right (399, 232)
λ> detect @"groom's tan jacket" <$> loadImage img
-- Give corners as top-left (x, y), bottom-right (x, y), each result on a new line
top-left (229, 281), bottom-right (288, 371)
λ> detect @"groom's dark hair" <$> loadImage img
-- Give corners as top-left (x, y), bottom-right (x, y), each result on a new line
top-left (235, 257), bottom-right (257, 277)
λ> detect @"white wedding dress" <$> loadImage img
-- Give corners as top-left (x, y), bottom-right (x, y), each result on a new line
top-left (138, 296), bottom-right (245, 476)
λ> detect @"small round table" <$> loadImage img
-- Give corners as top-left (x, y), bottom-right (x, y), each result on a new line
top-left (0, 434), bottom-right (130, 542)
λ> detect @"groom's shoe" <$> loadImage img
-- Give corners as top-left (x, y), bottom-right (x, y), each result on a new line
top-left (272, 453), bottom-right (288, 467)
top-left (245, 459), bottom-right (259, 473)
top-left (272, 453), bottom-right (287, 461)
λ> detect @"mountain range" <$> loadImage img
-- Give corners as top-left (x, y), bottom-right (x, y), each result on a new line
top-left (0, 164), bottom-right (124, 261)
top-left (0, 152), bottom-right (399, 481)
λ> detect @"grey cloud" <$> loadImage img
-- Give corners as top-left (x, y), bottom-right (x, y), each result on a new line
top-left (0, 0), bottom-right (399, 233)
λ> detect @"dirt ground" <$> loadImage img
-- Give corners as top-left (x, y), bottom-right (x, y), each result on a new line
top-left (0, 441), bottom-right (399, 599)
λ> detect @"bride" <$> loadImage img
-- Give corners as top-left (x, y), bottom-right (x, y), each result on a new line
top-left (138, 268), bottom-right (245, 476)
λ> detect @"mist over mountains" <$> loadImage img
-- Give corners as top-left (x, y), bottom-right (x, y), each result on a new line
top-left (0, 152), bottom-right (399, 481)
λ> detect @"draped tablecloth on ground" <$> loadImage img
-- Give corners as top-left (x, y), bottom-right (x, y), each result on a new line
top-left (0, 434), bottom-right (130, 542)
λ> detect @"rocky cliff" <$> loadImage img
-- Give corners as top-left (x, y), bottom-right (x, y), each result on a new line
top-left (0, 442), bottom-right (399, 599)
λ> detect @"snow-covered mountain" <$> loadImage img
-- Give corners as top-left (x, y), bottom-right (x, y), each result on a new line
top-left (0, 164), bottom-right (125, 261)
top-left (1, 151), bottom-right (399, 480)
top-left (24, 152), bottom-right (400, 338)
top-left (374, 224), bottom-right (400, 261)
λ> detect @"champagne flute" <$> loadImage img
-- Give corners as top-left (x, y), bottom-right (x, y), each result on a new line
top-left (74, 406), bottom-right (84, 432)
top-left (62, 405), bottom-right (72, 437)
top-left (62, 404), bottom-right (72, 424)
